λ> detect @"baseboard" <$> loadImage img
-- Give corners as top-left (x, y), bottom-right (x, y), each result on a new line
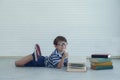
top-left (0, 56), bottom-right (23, 59)
top-left (0, 56), bottom-right (120, 59)
top-left (111, 56), bottom-right (120, 59)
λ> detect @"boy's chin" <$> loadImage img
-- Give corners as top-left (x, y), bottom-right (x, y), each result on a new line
top-left (58, 50), bottom-right (64, 53)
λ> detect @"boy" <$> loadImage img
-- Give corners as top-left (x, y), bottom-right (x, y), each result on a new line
top-left (15, 36), bottom-right (68, 69)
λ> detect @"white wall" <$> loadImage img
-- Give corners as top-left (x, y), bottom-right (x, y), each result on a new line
top-left (0, 0), bottom-right (120, 56)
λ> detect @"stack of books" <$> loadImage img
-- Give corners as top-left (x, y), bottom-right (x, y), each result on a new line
top-left (89, 54), bottom-right (113, 70)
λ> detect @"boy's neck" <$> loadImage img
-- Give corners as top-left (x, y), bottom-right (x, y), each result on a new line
top-left (56, 49), bottom-right (63, 54)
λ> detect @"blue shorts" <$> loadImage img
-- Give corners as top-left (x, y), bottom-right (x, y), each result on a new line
top-left (24, 53), bottom-right (45, 67)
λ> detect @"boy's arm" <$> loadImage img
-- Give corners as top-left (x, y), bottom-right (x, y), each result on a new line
top-left (57, 57), bottom-right (65, 69)
top-left (57, 52), bottom-right (68, 69)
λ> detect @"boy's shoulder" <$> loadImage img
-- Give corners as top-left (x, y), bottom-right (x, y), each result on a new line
top-left (52, 49), bottom-right (58, 54)
top-left (50, 49), bottom-right (62, 57)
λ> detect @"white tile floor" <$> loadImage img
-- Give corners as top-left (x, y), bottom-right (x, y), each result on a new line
top-left (0, 58), bottom-right (120, 80)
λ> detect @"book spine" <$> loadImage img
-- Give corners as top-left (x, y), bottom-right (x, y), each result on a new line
top-left (91, 65), bottom-right (113, 70)
top-left (91, 54), bottom-right (111, 58)
top-left (91, 62), bottom-right (112, 66)
top-left (89, 58), bottom-right (112, 63)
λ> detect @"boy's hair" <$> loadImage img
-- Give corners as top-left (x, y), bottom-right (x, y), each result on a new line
top-left (53, 36), bottom-right (67, 45)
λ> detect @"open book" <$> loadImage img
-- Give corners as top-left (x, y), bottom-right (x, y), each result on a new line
top-left (67, 63), bottom-right (87, 72)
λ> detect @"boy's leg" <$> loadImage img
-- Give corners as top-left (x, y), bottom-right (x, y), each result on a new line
top-left (24, 54), bottom-right (45, 67)
top-left (15, 54), bottom-right (33, 67)
top-left (15, 44), bottom-right (42, 67)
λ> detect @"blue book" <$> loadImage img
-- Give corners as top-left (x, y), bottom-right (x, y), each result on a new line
top-left (89, 58), bottom-right (112, 63)
top-left (91, 65), bottom-right (113, 70)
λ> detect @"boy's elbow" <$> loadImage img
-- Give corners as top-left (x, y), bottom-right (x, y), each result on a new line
top-left (57, 66), bottom-right (62, 69)
top-left (56, 65), bottom-right (62, 69)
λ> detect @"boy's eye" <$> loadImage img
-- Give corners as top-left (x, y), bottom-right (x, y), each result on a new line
top-left (57, 42), bottom-right (67, 46)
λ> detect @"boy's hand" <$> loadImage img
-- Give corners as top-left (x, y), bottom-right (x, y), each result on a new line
top-left (62, 50), bottom-right (68, 58)
top-left (57, 49), bottom-right (68, 69)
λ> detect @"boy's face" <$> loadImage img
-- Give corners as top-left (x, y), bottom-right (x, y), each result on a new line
top-left (55, 41), bottom-right (67, 52)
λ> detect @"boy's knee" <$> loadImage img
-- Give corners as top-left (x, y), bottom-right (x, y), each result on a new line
top-left (15, 61), bottom-right (19, 67)
top-left (15, 61), bottom-right (24, 67)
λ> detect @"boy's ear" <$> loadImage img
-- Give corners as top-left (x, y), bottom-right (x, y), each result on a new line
top-left (54, 45), bottom-right (57, 48)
